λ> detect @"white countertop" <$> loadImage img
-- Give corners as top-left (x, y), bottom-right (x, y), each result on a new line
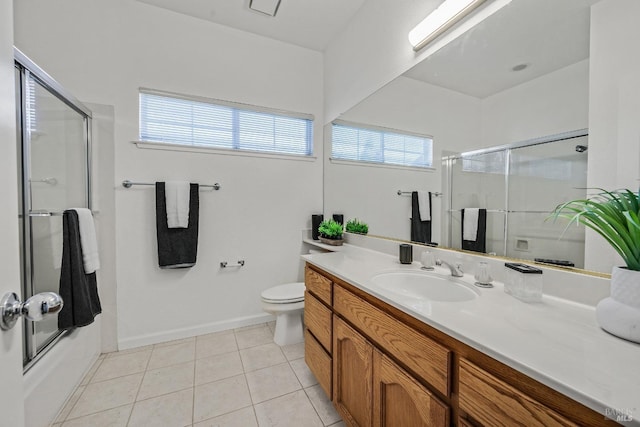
top-left (302, 244), bottom-right (640, 425)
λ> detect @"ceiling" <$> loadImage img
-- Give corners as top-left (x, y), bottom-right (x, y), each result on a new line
top-left (136, 0), bottom-right (366, 51)
top-left (404, 0), bottom-right (600, 98)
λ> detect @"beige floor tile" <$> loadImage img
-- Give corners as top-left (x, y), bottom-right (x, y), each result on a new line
top-left (235, 326), bottom-right (274, 349)
top-left (305, 384), bottom-right (341, 426)
top-left (193, 374), bottom-right (252, 423)
top-left (193, 406), bottom-right (258, 427)
top-left (61, 404), bottom-right (132, 427)
top-left (280, 342), bottom-right (305, 361)
top-left (55, 385), bottom-right (85, 423)
top-left (68, 373), bottom-right (143, 419)
top-left (80, 358), bottom-right (103, 386)
top-left (289, 358), bottom-right (318, 388)
top-left (196, 331), bottom-right (238, 359)
top-left (128, 388), bottom-right (193, 427)
top-left (267, 321), bottom-right (276, 333)
top-left (240, 343), bottom-right (286, 372)
top-left (137, 361), bottom-right (195, 401)
top-left (105, 344), bottom-right (153, 358)
top-left (245, 363), bottom-right (301, 404)
top-left (254, 390), bottom-right (323, 427)
top-left (328, 422), bottom-right (346, 427)
top-left (234, 323), bottom-right (267, 332)
top-left (154, 336), bottom-right (196, 348)
top-left (147, 341), bottom-right (196, 370)
top-left (195, 351), bottom-right (244, 386)
top-left (91, 350), bottom-right (151, 383)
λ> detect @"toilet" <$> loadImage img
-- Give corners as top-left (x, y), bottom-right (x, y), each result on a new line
top-left (261, 282), bottom-right (305, 346)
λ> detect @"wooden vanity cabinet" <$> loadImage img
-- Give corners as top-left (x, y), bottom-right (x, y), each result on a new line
top-left (304, 264), bottom-right (611, 427)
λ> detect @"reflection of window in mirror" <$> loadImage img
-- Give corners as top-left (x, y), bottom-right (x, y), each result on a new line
top-left (331, 120), bottom-right (433, 169)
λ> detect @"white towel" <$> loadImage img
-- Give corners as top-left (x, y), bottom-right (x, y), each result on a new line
top-left (72, 208), bottom-right (100, 274)
top-left (165, 181), bottom-right (191, 228)
top-left (417, 191), bottom-right (431, 221)
top-left (463, 208), bottom-right (480, 241)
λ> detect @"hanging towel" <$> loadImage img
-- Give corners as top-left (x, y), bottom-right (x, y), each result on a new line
top-left (462, 208), bottom-right (487, 253)
top-left (58, 210), bottom-right (102, 330)
top-left (417, 191), bottom-right (431, 221)
top-left (165, 181), bottom-right (191, 228)
top-left (410, 191), bottom-right (432, 244)
top-left (463, 208), bottom-right (480, 241)
top-left (71, 208), bottom-right (100, 274)
top-left (156, 182), bottom-right (199, 268)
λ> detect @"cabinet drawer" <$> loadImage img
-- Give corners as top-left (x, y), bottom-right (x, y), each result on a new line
top-left (305, 291), bottom-right (332, 353)
top-left (459, 358), bottom-right (576, 427)
top-left (333, 285), bottom-right (450, 396)
top-left (305, 329), bottom-right (332, 398)
top-left (305, 266), bottom-right (332, 305)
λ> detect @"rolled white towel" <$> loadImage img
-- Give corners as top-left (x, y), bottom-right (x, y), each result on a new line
top-left (463, 208), bottom-right (480, 241)
top-left (417, 191), bottom-right (431, 221)
top-left (72, 208), bottom-right (100, 273)
top-left (165, 181), bottom-right (191, 228)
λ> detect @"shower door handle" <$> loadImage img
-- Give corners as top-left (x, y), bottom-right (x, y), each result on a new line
top-left (0, 292), bottom-right (64, 330)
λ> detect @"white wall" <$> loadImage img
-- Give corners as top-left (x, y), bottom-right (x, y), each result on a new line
top-left (480, 59), bottom-right (589, 148)
top-left (326, 76), bottom-right (481, 243)
top-left (14, 0), bottom-right (324, 348)
top-left (585, 0), bottom-right (640, 272)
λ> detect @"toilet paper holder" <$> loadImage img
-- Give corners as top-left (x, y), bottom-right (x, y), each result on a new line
top-left (220, 260), bottom-right (245, 268)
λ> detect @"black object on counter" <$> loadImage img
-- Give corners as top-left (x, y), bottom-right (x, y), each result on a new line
top-left (333, 214), bottom-right (344, 225)
top-left (399, 244), bottom-right (413, 264)
top-left (312, 214), bottom-right (324, 240)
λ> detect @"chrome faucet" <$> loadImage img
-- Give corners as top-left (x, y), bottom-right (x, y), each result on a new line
top-left (436, 259), bottom-right (464, 277)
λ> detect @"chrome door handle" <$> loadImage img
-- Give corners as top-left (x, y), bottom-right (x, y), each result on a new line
top-left (1, 292), bottom-right (64, 330)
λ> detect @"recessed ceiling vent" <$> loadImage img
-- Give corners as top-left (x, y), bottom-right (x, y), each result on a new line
top-left (249, 0), bottom-right (282, 17)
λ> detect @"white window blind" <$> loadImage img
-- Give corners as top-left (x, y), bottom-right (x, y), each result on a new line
top-left (331, 121), bottom-right (433, 168)
top-left (139, 90), bottom-right (313, 156)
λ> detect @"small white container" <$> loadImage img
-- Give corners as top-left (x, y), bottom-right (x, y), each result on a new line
top-left (504, 263), bottom-right (543, 302)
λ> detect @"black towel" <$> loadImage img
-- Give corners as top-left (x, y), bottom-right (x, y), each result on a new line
top-left (156, 182), bottom-right (199, 268)
top-left (410, 191), bottom-right (432, 244)
top-left (58, 210), bottom-right (102, 330)
top-left (461, 208), bottom-right (487, 253)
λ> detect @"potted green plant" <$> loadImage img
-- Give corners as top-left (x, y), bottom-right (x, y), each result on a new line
top-left (552, 188), bottom-right (640, 343)
top-left (318, 219), bottom-right (344, 246)
top-left (345, 218), bottom-right (369, 235)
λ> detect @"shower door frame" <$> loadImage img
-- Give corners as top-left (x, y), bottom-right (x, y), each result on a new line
top-left (444, 128), bottom-right (589, 256)
top-left (15, 48), bottom-right (93, 371)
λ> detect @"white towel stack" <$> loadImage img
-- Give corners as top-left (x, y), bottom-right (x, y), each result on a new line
top-left (463, 208), bottom-right (480, 241)
top-left (417, 191), bottom-right (431, 221)
top-left (165, 181), bottom-right (191, 228)
top-left (72, 208), bottom-right (100, 274)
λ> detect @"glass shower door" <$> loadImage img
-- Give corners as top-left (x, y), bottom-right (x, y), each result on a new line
top-left (18, 68), bottom-right (89, 363)
top-left (506, 136), bottom-right (588, 267)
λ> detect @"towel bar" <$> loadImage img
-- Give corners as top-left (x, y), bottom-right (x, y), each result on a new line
top-left (122, 180), bottom-right (220, 190)
top-left (220, 260), bottom-right (245, 268)
top-left (397, 190), bottom-right (442, 197)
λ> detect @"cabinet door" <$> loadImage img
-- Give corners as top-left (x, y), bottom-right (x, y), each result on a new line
top-left (373, 351), bottom-right (449, 427)
top-left (334, 316), bottom-right (373, 427)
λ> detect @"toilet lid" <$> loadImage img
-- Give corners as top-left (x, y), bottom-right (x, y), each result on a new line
top-left (261, 282), bottom-right (305, 303)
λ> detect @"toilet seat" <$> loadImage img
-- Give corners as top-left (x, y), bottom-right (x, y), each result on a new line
top-left (261, 282), bottom-right (305, 304)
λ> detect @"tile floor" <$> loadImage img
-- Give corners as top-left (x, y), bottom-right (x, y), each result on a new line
top-left (52, 322), bottom-right (345, 427)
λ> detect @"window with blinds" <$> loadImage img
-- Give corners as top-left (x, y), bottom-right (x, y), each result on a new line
top-left (331, 121), bottom-right (433, 168)
top-left (139, 90), bottom-right (314, 156)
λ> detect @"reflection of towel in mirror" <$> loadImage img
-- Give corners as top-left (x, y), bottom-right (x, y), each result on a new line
top-left (462, 208), bottom-right (487, 253)
top-left (58, 210), bottom-right (102, 330)
top-left (72, 208), bottom-right (100, 274)
top-left (417, 191), bottom-right (431, 221)
top-left (411, 191), bottom-right (432, 244)
top-left (165, 181), bottom-right (191, 228)
top-left (156, 182), bottom-right (199, 268)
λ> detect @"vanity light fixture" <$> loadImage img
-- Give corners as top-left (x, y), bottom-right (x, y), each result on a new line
top-left (409, 0), bottom-right (487, 51)
top-left (249, 0), bottom-right (282, 17)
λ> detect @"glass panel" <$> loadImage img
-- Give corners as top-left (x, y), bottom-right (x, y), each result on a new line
top-left (26, 73), bottom-right (87, 353)
top-left (450, 151), bottom-right (506, 255)
top-left (506, 136), bottom-right (588, 267)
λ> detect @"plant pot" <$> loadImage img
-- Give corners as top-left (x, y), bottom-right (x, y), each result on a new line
top-left (319, 236), bottom-right (343, 246)
top-left (596, 266), bottom-right (640, 343)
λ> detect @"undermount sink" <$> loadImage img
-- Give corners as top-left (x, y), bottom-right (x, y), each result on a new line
top-left (370, 271), bottom-right (480, 302)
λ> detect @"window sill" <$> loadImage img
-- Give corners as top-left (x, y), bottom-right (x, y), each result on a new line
top-left (132, 140), bottom-right (317, 162)
top-left (329, 158), bottom-right (435, 172)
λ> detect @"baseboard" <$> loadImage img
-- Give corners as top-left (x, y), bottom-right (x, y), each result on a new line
top-left (118, 312), bottom-right (276, 350)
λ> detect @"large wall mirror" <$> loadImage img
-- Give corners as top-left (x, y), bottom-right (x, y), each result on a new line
top-left (324, 0), bottom-right (604, 271)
